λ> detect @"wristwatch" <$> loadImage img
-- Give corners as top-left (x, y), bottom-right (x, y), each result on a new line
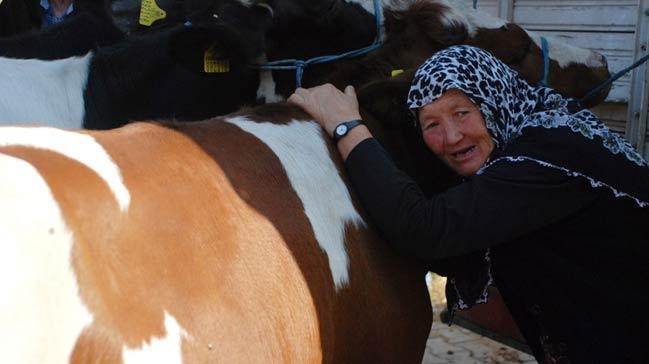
top-left (332, 119), bottom-right (364, 144)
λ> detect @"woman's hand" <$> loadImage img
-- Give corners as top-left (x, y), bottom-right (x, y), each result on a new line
top-left (288, 84), bottom-right (362, 137)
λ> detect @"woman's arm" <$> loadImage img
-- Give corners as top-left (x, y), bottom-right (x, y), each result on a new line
top-left (288, 84), bottom-right (598, 262)
top-left (345, 138), bottom-right (598, 261)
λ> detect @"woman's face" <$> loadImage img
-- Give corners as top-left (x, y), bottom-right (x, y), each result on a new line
top-left (418, 90), bottom-right (494, 176)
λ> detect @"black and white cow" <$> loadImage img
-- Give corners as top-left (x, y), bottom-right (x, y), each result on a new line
top-left (100, 0), bottom-right (611, 106)
top-left (0, 4), bottom-right (272, 130)
top-left (0, 0), bottom-right (378, 129)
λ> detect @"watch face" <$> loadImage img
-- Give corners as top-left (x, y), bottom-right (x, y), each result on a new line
top-left (335, 124), bottom-right (348, 136)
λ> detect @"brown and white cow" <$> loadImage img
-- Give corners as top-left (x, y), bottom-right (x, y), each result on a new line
top-left (263, 0), bottom-right (611, 108)
top-left (0, 100), bottom-right (438, 363)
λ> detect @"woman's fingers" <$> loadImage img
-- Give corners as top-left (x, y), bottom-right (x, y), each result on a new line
top-left (288, 84), bottom-right (362, 136)
top-left (287, 87), bottom-right (308, 105)
top-left (344, 85), bottom-right (356, 97)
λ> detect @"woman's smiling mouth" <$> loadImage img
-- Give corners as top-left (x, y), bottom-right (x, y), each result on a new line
top-left (450, 146), bottom-right (477, 161)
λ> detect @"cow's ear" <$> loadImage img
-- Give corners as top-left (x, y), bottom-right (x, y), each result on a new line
top-left (167, 23), bottom-right (250, 75)
top-left (357, 69), bottom-right (416, 130)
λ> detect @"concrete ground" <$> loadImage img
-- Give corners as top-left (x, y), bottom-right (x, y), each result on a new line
top-left (422, 305), bottom-right (536, 364)
top-left (424, 275), bottom-right (537, 364)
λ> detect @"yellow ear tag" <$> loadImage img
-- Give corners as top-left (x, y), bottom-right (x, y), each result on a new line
top-left (139, 0), bottom-right (167, 26)
top-left (391, 69), bottom-right (404, 77)
top-left (204, 45), bottom-right (230, 73)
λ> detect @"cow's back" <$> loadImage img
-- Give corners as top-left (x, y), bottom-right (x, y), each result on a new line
top-left (0, 118), bottom-right (431, 363)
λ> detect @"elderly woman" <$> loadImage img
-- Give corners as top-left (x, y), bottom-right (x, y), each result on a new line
top-left (289, 45), bottom-right (649, 363)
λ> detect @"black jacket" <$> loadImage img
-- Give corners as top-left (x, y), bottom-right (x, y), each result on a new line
top-left (345, 137), bottom-right (649, 363)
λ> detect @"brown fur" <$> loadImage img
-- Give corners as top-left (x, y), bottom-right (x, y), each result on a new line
top-left (3, 115), bottom-right (431, 362)
top-left (323, 1), bottom-right (610, 107)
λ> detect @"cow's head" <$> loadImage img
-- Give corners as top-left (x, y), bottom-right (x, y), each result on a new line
top-left (166, 22), bottom-right (262, 75)
top-left (181, 0), bottom-right (276, 58)
top-left (110, 0), bottom-right (183, 33)
top-left (464, 20), bottom-right (612, 107)
top-left (110, 0), bottom-right (275, 46)
top-left (319, 0), bottom-right (469, 89)
top-left (357, 70), bottom-right (461, 197)
top-left (516, 31), bottom-right (611, 108)
top-left (378, 1), bottom-right (468, 71)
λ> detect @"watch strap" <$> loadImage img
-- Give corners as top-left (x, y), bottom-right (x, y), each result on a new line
top-left (332, 119), bottom-right (364, 144)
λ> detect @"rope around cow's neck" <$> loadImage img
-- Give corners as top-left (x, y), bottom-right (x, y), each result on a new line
top-left (538, 36), bottom-right (550, 87)
top-left (255, 0), bottom-right (383, 89)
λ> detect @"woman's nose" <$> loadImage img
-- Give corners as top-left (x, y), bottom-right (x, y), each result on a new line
top-left (445, 123), bottom-right (463, 144)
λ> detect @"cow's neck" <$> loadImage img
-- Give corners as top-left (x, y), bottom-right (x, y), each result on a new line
top-left (265, 0), bottom-right (377, 98)
top-left (82, 29), bottom-right (259, 129)
top-left (82, 32), bottom-right (175, 129)
top-left (0, 54), bottom-right (91, 128)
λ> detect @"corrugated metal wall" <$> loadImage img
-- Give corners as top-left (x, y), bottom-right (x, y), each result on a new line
top-left (462, 0), bottom-right (648, 158)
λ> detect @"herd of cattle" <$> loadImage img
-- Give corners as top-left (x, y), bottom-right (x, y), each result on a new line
top-left (0, 0), bottom-right (612, 362)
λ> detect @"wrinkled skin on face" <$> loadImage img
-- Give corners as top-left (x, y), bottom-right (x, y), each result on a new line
top-left (418, 90), bottom-right (494, 176)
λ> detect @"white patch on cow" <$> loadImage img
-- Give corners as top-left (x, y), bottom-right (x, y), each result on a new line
top-left (354, 0), bottom-right (467, 36)
top-left (225, 117), bottom-right (364, 289)
top-left (525, 30), bottom-right (605, 69)
top-left (0, 127), bottom-right (130, 211)
top-left (0, 53), bottom-right (92, 129)
top-left (122, 312), bottom-right (190, 364)
top-left (256, 54), bottom-right (284, 104)
top-left (429, 0), bottom-right (605, 70)
top-left (458, 2), bottom-right (506, 36)
top-left (0, 153), bottom-right (93, 363)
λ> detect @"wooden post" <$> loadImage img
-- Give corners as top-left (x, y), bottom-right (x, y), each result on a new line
top-left (498, 0), bottom-right (514, 22)
top-left (625, 0), bottom-right (649, 158)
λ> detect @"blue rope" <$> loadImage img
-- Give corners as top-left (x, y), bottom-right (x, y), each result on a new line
top-left (473, 0), bottom-right (478, 9)
top-left (578, 52), bottom-right (649, 107)
top-left (256, 0), bottom-right (383, 89)
top-left (538, 36), bottom-right (550, 87)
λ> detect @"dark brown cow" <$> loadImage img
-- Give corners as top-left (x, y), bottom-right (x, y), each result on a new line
top-left (260, 0), bottom-right (611, 108)
top-left (0, 96), bottom-right (439, 362)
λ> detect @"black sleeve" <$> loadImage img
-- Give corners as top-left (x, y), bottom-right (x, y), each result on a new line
top-left (344, 138), bottom-right (597, 262)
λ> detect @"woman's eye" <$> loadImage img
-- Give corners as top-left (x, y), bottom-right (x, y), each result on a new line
top-left (457, 111), bottom-right (469, 117)
top-left (424, 122), bottom-right (439, 130)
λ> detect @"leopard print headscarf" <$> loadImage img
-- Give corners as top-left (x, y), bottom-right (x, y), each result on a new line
top-left (408, 45), bottom-right (648, 205)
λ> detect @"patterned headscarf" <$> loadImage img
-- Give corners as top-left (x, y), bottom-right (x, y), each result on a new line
top-left (407, 45), bottom-right (649, 312)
